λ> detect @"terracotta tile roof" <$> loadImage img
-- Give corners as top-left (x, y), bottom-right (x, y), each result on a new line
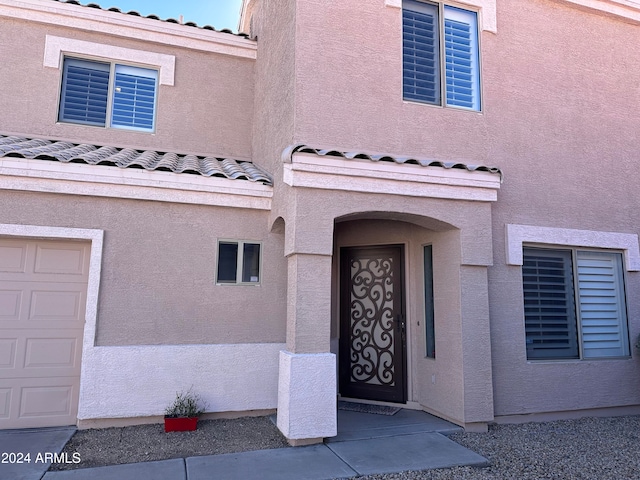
top-left (51, 0), bottom-right (249, 37)
top-left (284, 144), bottom-right (503, 180)
top-left (0, 135), bottom-right (272, 185)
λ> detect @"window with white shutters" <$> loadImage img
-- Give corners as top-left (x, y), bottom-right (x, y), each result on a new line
top-left (402, 0), bottom-right (481, 111)
top-left (523, 247), bottom-right (630, 360)
top-left (59, 58), bottom-right (158, 132)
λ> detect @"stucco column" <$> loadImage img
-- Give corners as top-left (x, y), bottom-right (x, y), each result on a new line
top-left (277, 252), bottom-right (337, 444)
top-left (459, 265), bottom-right (495, 431)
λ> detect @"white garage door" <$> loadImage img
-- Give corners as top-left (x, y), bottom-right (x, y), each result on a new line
top-left (0, 238), bottom-right (89, 429)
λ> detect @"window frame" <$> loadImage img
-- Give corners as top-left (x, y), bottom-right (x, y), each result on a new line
top-left (423, 244), bottom-right (436, 358)
top-left (58, 56), bottom-right (159, 133)
top-left (402, 0), bottom-right (482, 111)
top-left (522, 245), bottom-right (631, 361)
top-left (215, 240), bottom-right (263, 286)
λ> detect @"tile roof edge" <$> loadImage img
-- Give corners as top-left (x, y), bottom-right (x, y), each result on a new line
top-left (50, 0), bottom-right (251, 37)
top-left (0, 134), bottom-right (273, 185)
top-left (283, 144), bottom-right (503, 181)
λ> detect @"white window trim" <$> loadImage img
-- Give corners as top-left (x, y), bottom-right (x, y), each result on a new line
top-left (385, 0), bottom-right (497, 33)
top-left (43, 35), bottom-right (176, 86)
top-left (44, 36), bottom-right (175, 86)
top-left (505, 224), bottom-right (640, 271)
top-left (216, 240), bottom-right (263, 285)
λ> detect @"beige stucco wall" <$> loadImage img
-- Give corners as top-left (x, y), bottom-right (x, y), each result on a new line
top-left (0, 189), bottom-right (287, 346)
top-left (0, 17), bottom-right (255, 159)
top-left (250, 0), bottom-right (296, 178)
top-left (281, 0), bottom-right (640, 417)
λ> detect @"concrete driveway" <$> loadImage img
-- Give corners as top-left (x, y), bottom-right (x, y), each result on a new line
top-left (0, 426), bottom-right (75, 480)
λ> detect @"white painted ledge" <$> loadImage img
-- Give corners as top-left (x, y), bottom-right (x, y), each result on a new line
top-left (284, 152), bottom-right (500, 202)
top-left (0, 0), bottom-right (256, 59)
top-left (0, 158), bottom-right (273, 210)
top-left (385, 0), bottom-right (497, 33)
top-left (44, 36), bottom-right (175, 86)
top-left (505, 224), bottom-right (640, 271)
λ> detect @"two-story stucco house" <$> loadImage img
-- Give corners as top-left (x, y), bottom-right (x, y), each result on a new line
top-left (0, 0), bottom-right (639, 446)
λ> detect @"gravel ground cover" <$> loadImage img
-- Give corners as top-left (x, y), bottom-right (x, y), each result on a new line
top-left (50, 414), bottom-right (640, 479)
top-left (49, 416), bottom-right (288, 471)
top-left (360, 416), bottom-right (640, 480)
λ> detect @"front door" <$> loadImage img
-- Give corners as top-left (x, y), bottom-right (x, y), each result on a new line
top-left (339, 245), bottom-right (407, 403)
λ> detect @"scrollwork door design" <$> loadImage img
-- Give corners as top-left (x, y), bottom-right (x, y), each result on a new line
top-left (340, 245), bottom-right (406, 403)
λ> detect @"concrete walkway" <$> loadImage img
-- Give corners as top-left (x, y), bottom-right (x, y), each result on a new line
top-left (3, 410), bottom-right (488, 480)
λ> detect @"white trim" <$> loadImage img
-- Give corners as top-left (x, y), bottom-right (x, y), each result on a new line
top-left (45, 36), bottom-right (175, 86)
top-left (505, 224), bottom-right (640, 271)
top-left (386, 0), bottom-right (497, 33)
top-left (284, 152), bottom-right (500, 202)
top-left (0, 0), bottom-right (256, 60)
top-left (556, 0), bottom-right (640, 23)
top-left (0, 158), bottom-right (273, 210)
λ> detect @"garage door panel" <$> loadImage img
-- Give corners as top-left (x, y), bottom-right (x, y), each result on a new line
top-left (0, 289), bottom-right (22, 321)
top-left (0, 330), bottom-right (82, 378)
top-left (35, 243), bottom-right (89, 276)
top-left (29, 287), bottom-right (86, 323)
top-left (0, 388), bottom-right (10, 419)
top-left (0, 238), bottom-right (88, 429)
top-left (0, 338), bottom-right (17, 369)
top-left (0, 242), bottom-right (28, 273)
top-left (20, 384), bottom-right (74, 418)
top-left (0, 283), bottom-right (85, 328)
top-left (0, 378), bottom-right (79, 428)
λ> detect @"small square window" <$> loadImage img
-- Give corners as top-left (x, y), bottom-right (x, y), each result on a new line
top-left (217, 241), bottom-right (261, 285)
top-left (59, 57), bottom-right (158, 132)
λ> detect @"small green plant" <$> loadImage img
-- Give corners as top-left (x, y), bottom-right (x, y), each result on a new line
top-left (164, 388), bottom-right (207, 418)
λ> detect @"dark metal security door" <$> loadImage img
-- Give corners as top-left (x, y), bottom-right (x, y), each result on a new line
top-left (339, 245), bottom-right (407, 403)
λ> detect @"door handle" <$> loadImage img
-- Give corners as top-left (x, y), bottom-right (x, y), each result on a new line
top-left (396, 314), bottom-right (406, 338)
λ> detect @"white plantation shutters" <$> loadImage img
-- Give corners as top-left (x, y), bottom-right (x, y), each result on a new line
top-left (523, 249), bottom-right (579, 360)
top-left (59, 58), bottom-right (157, 132)
top-left (523, 248), bottom-right (630, 360)
top-left (59, 59), bottom-right (110, 126)
top-left (576, 251), bottom-right (630, 358)
top-left (402, 1), bottom-right (480, 111)
top-left (403, 1), bottom-right (440, 104)
top-left (443, 6), bottom-right (480, 110)
top-left (112, 65), bottom-right (157, 131)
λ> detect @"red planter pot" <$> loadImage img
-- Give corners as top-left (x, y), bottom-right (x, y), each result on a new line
top-left (164, 416), bottom-right (198, 432)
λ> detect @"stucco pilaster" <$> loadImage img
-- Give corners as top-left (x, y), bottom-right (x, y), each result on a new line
top-left (286, 252), bottom-right (332, 353)
top-left (460, 265), bottom-right (495, 424)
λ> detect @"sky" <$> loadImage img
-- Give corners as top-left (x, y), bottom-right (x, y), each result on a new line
top-left (95, 0), bottom-right (244, 31)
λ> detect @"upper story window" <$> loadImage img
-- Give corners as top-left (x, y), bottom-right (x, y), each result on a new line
top-left (402, 0), bottom-right (481, 111)
top-left (59, 58), bottom-right (158, 132)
